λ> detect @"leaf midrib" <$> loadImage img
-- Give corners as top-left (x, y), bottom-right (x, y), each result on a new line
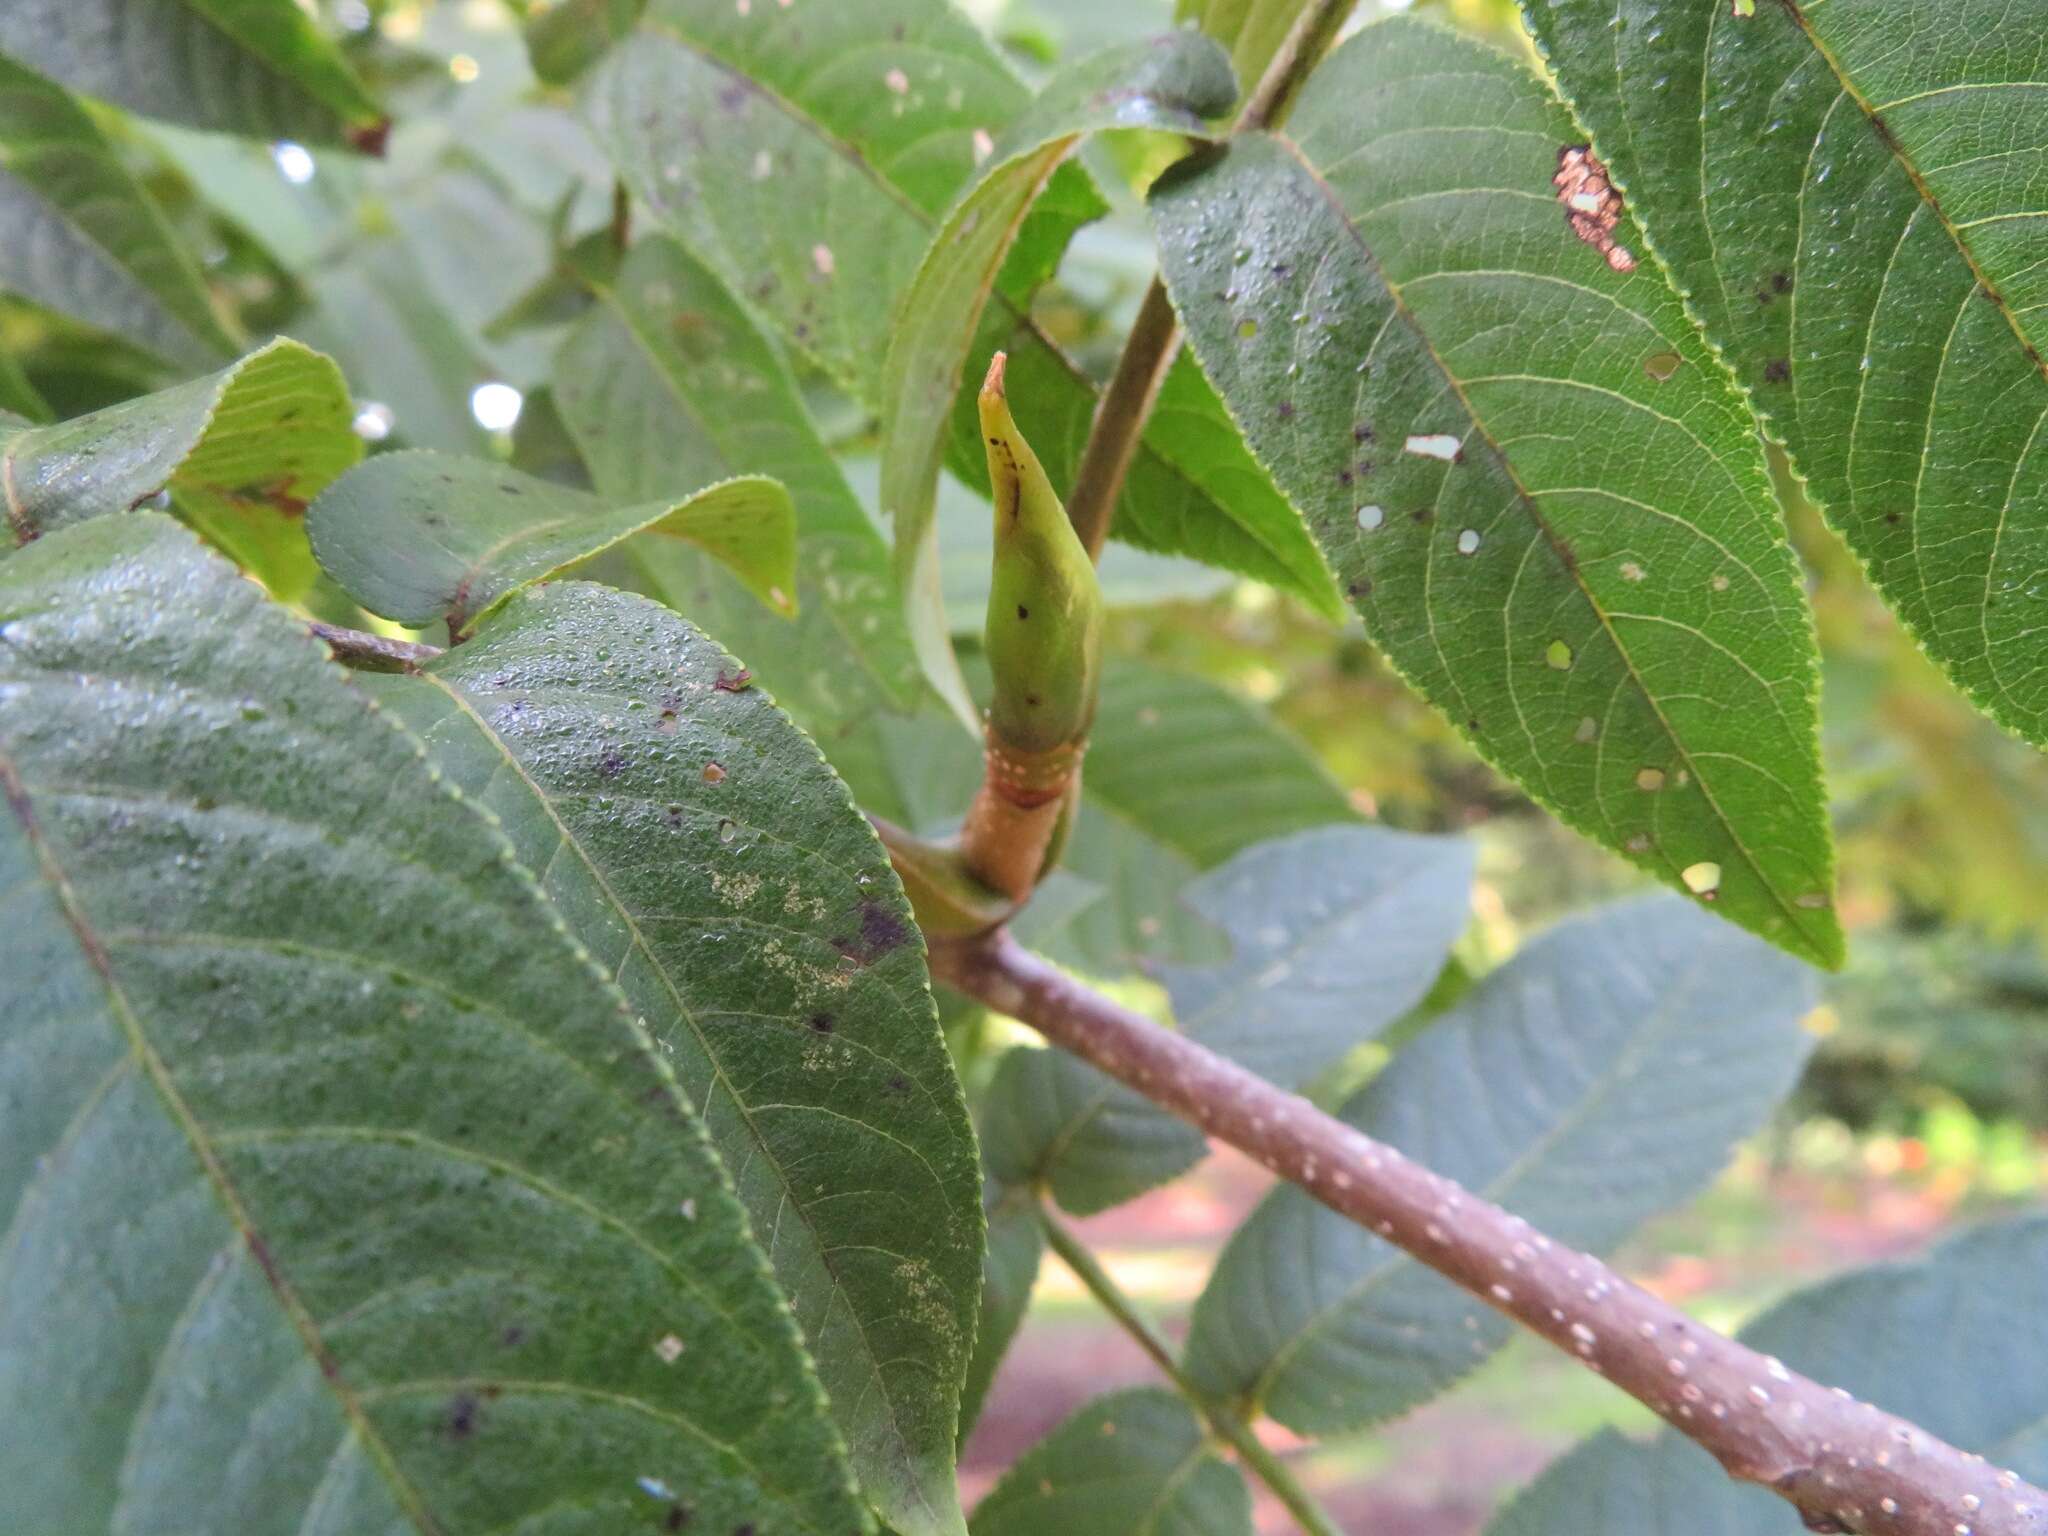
top-left (1263, 123), bottom-right (1831, 960)
top-left (415, 668), bottom-right (950, 1526)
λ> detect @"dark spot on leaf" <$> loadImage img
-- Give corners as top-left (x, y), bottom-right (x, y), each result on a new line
top-left (1270, 261), bottom-right (1291, 279)
top-left (656, 707), bottom-right (680, 735)
top-left (501, 1324), bottom-right (525, 1347)
top-left (718, 80), bottom-right (749, 114)
top-left (1772, 271), bottom-right (1792, 294)
top-left (666, 1506), bottom-right (690, 1532)
top-left (809, 1013), bottom-right (834, 1034)
top-left (713, 668), bottom-right (752, 693)
top-left (1024, 692), bottom-right (1042, 707)
top-left (1467, 716), bottom-right (1481, 731)
top-left (886, 1075), bottom-right (910, 1096)
top-left (1347, 579), bottom-right (1372, 599)
top-left (1981, 283), bottom-right (2005, 306)
top-left (1016, 604), bottom-right (1029, 620)
top-left (1763, 357), bottom-right (1792, 384)
top-left (447, 1392), bottom-right (480, 1439)
top-left (857, 899), bottom-right (910, 960)
top-left (1353, 423), bottom-right (1374, 444)
top-left (1884, 511), bottom-right (1903, 525)
top-left (1336, 467), bottom-right (1353, 487)
top-left (1276, 401), bottom-right (1295, 419)
top-left (1868, 112), bottom-right (1898, 153)
top-left (597, 750), bottom-right (627, 779)
top-left (1411, 508), bottom-right (1434, 525)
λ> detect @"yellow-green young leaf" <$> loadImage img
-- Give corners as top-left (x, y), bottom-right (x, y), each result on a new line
top-left (878, 31), bottom-right (1238, 718)
top-left (373, 580), bottom-right (983, 1536)
top-left (582, 0), bottom-right (1344, 609)
top-left (1489, 1214), bottom-right (2048, 1536)
top-left (968, 1389), bottom-right (1252, 1536)
top-left (0, 0), bottom-right (385, 145)
top-left (1, 338), bottom-right (358, 598)
top-left (552, 235), bottom-right (923, 732)
top-left (307, 451), bottom-right (796, 636)
top-left (0, 54), bottom-right (238, 369)
top-left (1150, 17), bottom-right (1843, 966)
top-left (0, 514), bottom-right (864, 1536)
top-left (1522, 0), bottom-right (2048, 752)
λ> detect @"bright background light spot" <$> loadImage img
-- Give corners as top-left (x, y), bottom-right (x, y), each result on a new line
top-left (272, 142), bottom-right (316, 184)
top-left (470, 382), bottom-right (523, 433)
top-left (448, 53), bottom-right (480, 83)
top-left (352, 402), bottom-right (396, 442)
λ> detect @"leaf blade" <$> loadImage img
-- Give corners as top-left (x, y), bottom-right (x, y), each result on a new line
top-left (1149, 17), bottom-right (1842, 966)
top-left (1522, 0), bottom-right (2048, 751)
top-left (0, 514), bottom-right (865, 1535)
top-left (552, 234), bottom-right (924, 731)
top-left (1, 338), bottom-right (358, 597)
top-left (378, 581), bottom-right (984, 1536)
top-left (306, 450), bottom-right (796, 635)
top-left (0, 0), bottom-right (384, 144)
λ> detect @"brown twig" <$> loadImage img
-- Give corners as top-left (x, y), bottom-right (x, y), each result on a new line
top-left (1060, 0), bottom-right (1356, 558)
top-left (308, 622), bottom-right (443, 672)
top-left (930, 927), bottom-right (2048, 1536)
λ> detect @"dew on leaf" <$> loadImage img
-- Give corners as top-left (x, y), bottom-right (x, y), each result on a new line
top-left (1357, 504), bottom-right (1385, 531)
top-left (1457, 528), bottom-right (1481, 555)
top-left (653, 1333), bottom-right (685, 1363)
top-left (1682, 861), bottom-right (1722, 897)
top-left (1237, 318), bottom-right (1258, 339)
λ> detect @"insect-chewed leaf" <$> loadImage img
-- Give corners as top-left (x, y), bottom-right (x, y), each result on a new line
top-left (1150, 16), bottom-right (1842, 966)
top-left (1524, 0), bottom-right (2048, 753)
top-left (0, 514), bottom-right (864, 1536)
top-left (1, 339), bottom-right (358, 598)
top-left (374, 580), bottom-right (984, 1536)
top-left (307, 450), bottom-right (795, 636)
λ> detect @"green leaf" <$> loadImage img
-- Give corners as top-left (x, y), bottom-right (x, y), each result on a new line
top-left (374, 580), bottom-right (983, 1536)
top-left (1, 337), bottom-right (359, 598)
top-left (968, 1387), bottom-right (1253, 1536)
top-left (983, 824), bottom-right (1472, 1214)
top-left (1086, 658), bottom-right (1361, 868)
top-left (0, 0), bottom-right (384, 146)
top-left (583, 1), bottom-right (1338, 606)
top-left (1522, 0), bottom-right (2048, 754)
top-left (552, 234), bottom-right (924, 732)
top-left (307, 450), bottom-right (796, 636)
top-left (0, 54), bottom-right (237, 370)
top-left (0, 514), bottom-right (864, 1536)
top-left (1488, 1213), bottom-right (2048, 1536)
top-left (959, 1185), bottom-right (1044, 1443)
top-left (1182, 894), bottom-right (1817, 1434)
top-left (877, 30), bottom-right (1237, 716)
top-left (1175, 0), bottom-right (1316, 96)
top-left (1150, 16), bottom-right (1843, 968)
top-left (527, 0), bottom-right (649, 85)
